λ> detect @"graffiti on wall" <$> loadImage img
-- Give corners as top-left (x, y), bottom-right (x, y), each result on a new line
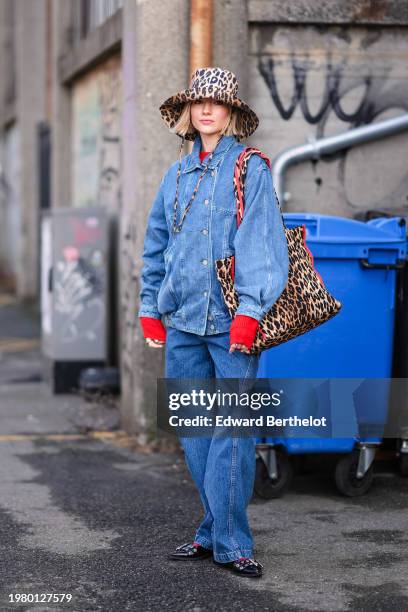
top-left (251, 27), bottom-right (408, 212)
top-left (53, 214), bottom-right (106, 347)
top-left (71, 55), bottom-right (122, 210)
top-left (259, 56), bottom-right (376, 127)
top-left (54, 256), bottom-right (105, 343)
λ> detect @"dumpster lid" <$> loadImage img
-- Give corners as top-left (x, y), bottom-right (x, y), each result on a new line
top-left (283, 213), bottom-right (407, 244)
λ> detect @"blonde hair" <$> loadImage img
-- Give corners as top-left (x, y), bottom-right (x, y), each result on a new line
top-left (170, 101), bottom-right (243, 141)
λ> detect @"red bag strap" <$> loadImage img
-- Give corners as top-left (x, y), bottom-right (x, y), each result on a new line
top-left (233, 147), bottom-right (284, 229)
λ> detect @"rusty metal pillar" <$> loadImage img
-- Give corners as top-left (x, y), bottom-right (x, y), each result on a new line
top-left (190, 0), bottom-right (214, 71)
top-left (188, 0), bottom-right (214, 152)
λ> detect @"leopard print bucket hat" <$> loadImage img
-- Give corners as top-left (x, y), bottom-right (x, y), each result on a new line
top-left (159, 67), bottom-right (259, 141)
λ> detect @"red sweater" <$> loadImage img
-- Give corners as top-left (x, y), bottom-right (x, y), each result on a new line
top-left (139, 150), bottom-right (259, 351)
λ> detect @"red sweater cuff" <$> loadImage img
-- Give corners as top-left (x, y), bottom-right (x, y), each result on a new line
top-left (139, 317), bottom-right (167, 341)
top-left (230, 315), bottom-right (259, 350)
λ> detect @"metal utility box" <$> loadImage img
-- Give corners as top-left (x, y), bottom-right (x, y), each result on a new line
top-left (40, 207), bottom-right (109, 393)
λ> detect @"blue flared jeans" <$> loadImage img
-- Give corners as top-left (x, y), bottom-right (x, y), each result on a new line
top-left (164, 326), bottom-right (260, 562)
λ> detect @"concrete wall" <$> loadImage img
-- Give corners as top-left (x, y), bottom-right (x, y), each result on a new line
top-left (0, 124), bottom-right (21, 284)
top-left (9, 0), bottom-right (47, 298)
top-left (51, 0), bottom-right (73, 213)
top-left (120, 0), bottom-right (190, 440)
top-left (247, 11), bottom-right (408, 218)
top-left (0, 0), bottom-right (17, 119)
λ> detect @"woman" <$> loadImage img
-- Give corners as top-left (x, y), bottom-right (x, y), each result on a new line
top-left (138, 67), bottom-right (289, 578)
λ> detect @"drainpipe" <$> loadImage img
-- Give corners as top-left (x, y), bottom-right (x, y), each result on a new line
top-left (273, 114), bottom-right (408, 206)
top-left (188, 0), bottom-right (214, 153)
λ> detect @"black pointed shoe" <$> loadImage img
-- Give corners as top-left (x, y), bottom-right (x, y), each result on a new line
top-left (214, 557), bottom-right (263, 578)
top-left (169, 542), bottom-right (213, 561)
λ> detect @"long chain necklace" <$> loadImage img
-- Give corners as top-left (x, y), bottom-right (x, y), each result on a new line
top-left (172, 134), bottom-right (223, 234)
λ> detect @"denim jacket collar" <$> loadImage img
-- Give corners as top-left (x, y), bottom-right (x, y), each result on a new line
top-left (182, 133), bottom-right (238, 173)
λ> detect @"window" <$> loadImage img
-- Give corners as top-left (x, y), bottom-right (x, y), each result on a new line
top-left (73, 0), bottom-right (124, 42)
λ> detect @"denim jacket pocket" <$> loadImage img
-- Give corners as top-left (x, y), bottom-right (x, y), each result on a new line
top-left (211, 204), bottom-right (237, 258)
top-left (157, 242), bottom-right (183, 315)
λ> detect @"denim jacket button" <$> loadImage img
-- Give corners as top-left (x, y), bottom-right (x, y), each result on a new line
top-left (204, 199), bottom-right (209, 205)
top-left (202, 259), bottom-right (208, 266)
top-left (202, 229), bottom-right (208, 235)
top-left (203, 291), bottom-right (208, 297)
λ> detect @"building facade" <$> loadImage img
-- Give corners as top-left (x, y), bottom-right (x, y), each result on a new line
top-left (1, 0), bottom-right (407, 438)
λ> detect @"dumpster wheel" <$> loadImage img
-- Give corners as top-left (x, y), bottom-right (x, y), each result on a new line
top-left (334, 450), bottom-right (374, 497)
top-left (254, 450), bottom-right (293, 499)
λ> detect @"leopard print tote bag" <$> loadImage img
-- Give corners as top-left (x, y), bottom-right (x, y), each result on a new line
top-left (214, 147), bottom-right (342, 355)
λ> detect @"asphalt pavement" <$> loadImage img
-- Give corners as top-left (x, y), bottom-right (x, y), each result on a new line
top-left (0, 292), bottom-right (407, 612)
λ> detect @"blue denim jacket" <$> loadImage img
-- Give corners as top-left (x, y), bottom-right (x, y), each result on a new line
top-left (138, 133), bottom-right (289, 336)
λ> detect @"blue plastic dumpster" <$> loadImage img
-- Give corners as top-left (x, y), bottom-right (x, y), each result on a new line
top-left (255, 213), bottom-right (407, 498)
